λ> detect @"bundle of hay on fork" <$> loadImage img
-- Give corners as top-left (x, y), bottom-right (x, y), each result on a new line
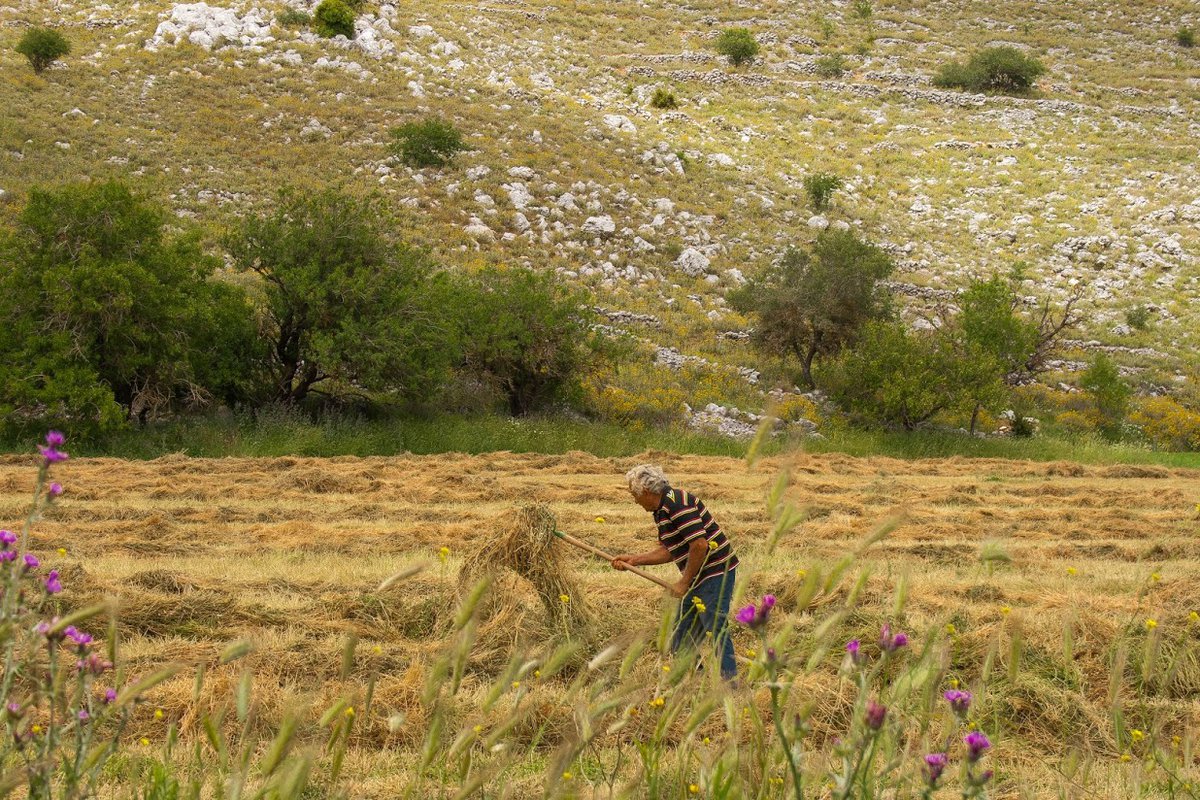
top-left (458, 504), bottom-right (595, 643)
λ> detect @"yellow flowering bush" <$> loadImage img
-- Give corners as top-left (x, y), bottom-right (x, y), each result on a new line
top-left (1130, 396), bottom-right (1200, 451)
top-left (581, 362), bottom-right (687, 430)
top-left (771, 393), bottom-right (820, 424)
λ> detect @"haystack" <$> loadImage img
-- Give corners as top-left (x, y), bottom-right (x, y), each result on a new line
top-left (458, 504), bottom-right (595, 661)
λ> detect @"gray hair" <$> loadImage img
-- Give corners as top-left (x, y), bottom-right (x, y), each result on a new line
top-left (626, 464), bottom-right (670, 496)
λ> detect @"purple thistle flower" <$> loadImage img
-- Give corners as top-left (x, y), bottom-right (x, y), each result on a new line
top-left (77, 709), bottom-right (90, 721)
top-left (38, 445), bottom-right (69, 464)
top-left (845, 638), bottom-right (864, 665)
top-left (734, 596), bottom-right (776, 630)
top-left (6, 702), bottom-right (21, 717)
top-left (864, 699), bottom-right (887, 730)
top-left (48, 483), bottom-right (63, 497)
top-left (964, 730), bottom-right (991, 762)
top-left (103, 688), bottom-right (117, 704)
top-left (879, 624), bottom-right (910, 653)
top-left (944, 689), bottom-right (972, 717)
top-left (45, 570), bottom-right (63, 594)
top-left (762, 594), bottom-right (777, 609)
top-left (23, 553), bottom-right (39, 570)
top-left (0, 530), bottom-right (15, 546)
top-left (64, 626), bottom-right (93, 647)
top-left (76, 653), bottom-right (111, 675)
top-left (734, 604), bottom-right (756, 625)
top-left (45, 431), bottom-right (66, 448)
top-left (0, 551), bottom-right (15, 563)
top-left (923, 752), bottom-right (948, 785)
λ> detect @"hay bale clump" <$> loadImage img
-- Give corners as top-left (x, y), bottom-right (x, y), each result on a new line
top-left (458, 504), bottom-right (596, 647)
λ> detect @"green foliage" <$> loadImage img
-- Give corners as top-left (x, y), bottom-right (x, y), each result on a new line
top-left (1081, 353), bottom-right (1131, 437)
top-left (389, 117), bottom-right (467, 168)
top-left (850, 0), bottom-right (873, 20)
top-left (933, 46), bottom-right (1046, 93)
top-left (715, 28), bottom-right (760, 67)
top-left (830, 321), bottom-right (973, 430)
top-left (954, 274), bottom-right (1039, 428)
top-left (313, 0), bottom-right (356, 39)
top-left (276, 8), bottom-right (311, 27)
top-left (803, 172), bottom-right (844, 210)
top-left (814, 53), bottom-right (849, 78)
top-left (1125, 305), bottom-right (1152, 331)
top-left (729, 230), bottom-right (894, 389)
top-left (459, 268), bottom-right (597, 416)
top-left (0, 181), bottom-right (257, 438)
top-left (1177, 27), bottom-right (1196, 48)
top-left (15, 27), bottom-right (70, 73)
top-left (650, 86), bottom-right (678, 109)
top-left (225, 188), bottom-right (458, 406)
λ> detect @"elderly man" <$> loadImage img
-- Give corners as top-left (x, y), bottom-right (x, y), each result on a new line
top-left (612, 464), bottom-right (739, 679)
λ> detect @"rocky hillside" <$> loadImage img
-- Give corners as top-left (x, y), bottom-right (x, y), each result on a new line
top-left (2, 0), bottom-right (1198, 422)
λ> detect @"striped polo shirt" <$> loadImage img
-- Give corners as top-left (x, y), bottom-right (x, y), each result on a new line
top-left (654, 487), bottom-right (738, 589)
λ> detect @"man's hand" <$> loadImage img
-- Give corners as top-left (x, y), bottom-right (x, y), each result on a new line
top-left (670, 578), bottom-right (690, 598)
top-left (611, 553), bottom-right (636, 571)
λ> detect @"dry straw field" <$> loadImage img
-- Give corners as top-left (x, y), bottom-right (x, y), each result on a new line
top-left (5, 449), bottom-right (1200, 796)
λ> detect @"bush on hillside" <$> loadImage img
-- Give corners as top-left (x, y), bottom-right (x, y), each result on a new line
top-left (803, 172), bottom-right (844, 210)
top-left (1080, 353), bottom-right (1130, 438)
top-left (650, 87), bottom-right (678, 109)
top-left (1177, 27), bottom-right (1196, 48)
top-left (313, 0), bottom-right (356, 39)
top-left (459, 268), bottom-right (598, 416)
top-left (389, 117), bottom-right (467, 168)
top-left (715, 28), bottom-right (760, 67)
top-left (225, 188), bottom-right (459, 406)
top-left (850, 0), bottom-right (873, 21)
top-left (814, 53), bottom-right (849, 78)
top-left (0, 181), bottom-right (258, 438)
top-left (276, 8), bottom-right (311, 27)
top-left (829, 321), bottom-right (974, 430)
top-left (1125, 305), bottom-right (1152, 331)
top-left (1131, 396), bottom-right (1200, 451)
top-left (729, 229), bottom-right (894, 389)
top-left (15, 27), bottom-right (70, 74)
top-left (933, 46), bottom-right (1045, 93)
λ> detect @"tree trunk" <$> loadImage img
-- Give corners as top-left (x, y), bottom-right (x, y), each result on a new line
top-left (969, 403), bottom-right (982, 435)
top-left (800, 345), bottom-right (819, 390)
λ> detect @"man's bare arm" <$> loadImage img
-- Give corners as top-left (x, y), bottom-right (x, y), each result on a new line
top-left (612, 544), bottom-right (672, 568)
top-left (673, 539), bottom-right (709, 595)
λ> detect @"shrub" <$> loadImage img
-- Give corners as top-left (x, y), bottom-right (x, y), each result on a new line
top-left (829, 321), bottom-right (973, 430)
top-left (814, 53), bottom-right (848, 78)
top-left (650, 86), bottom-right (678, 109)
top-left (1080, 353), bottom-right (1130, 437)
top-left (851, 0), bottom-right (873, 20)
top-left (15, 27), bottom-right (70, 74)
top-left (389, 117), bottom-right (467, 168)
top-left (803, 172), bottom-right (844, 210)
top-left (715, 28), bottom-right (760, 67)
top-left (276, 8), bottom-right (311, 27)
top-left (1125, 305), bottom-right (1152, 331)
top-left (582, 361), bottom-right (687, 430)
top-left (933, 46), bottom-right (1046, 93)
top-left (313, 0), bottom-right (356, 38)
top-left (1178, 27), bottom-right (1196, 48)
top-left (729, 229), bottom-right (895, 389)
top-left (0, 181), bottom-right (258, 438)
top-left (225, 188), bottom-right (459, 406)
top-left (1131, 396), bottom-right (1200, 451)
top-left (459, 267), bottom-right (599, 416)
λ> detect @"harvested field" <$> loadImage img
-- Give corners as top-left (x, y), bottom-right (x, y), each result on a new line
top-left (7, 450), bottom-right (1200, 796)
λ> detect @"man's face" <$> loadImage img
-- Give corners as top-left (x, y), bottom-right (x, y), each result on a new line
top-left (631, 487), bottom-right (661, 512)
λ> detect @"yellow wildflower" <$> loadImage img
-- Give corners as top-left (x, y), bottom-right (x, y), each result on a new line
top-left (1000, 606), bottom-right (1011, 615)
top-left (796, 569), bottom-right (806, 579)
top-left (1131, 729), bottom-right (1145, 742)
top-left (56, 548), bottom-right (67, 557)
top-left (511, 681), bottom-right (521, 689)
top-left (662, 665), bottom-right (670, 672)
top-left (703, 736), bottom-right (711, 745)
top-left (945, 623), bottom-right (957, 635)
top-left (534, 670), bottom-right (541, 678)
top-left (649, 696), bottom-right (665, 708)
top-left (1066, 567), bottom-right (1077, 576)
top-left (1120, 753), bottom-right (1131, 762)
top-left (689, 785), bottom-right (699, 794)
top-left (745, 649), bottom-right (756, 659)
top-left (473, 725), bottom-right (482, 734)
top-left (139, 737), bottom-right (150, 746)
top-left (1150, 573), bottom-right (1162, 583)
top-left (559, 594), bottom-right (570, 604)
top-left (562, 771), bottom-right (573, 780)
top-left (949, 678), bottom-right (959, 689)
top-left (438, 546), bottom-right (450, 562)
top-left (708, 540), bottom-right (718, 551)
top-left (1145, 619), bottom-right (1158, 631)
top-left (1190, 611), bottom-right (1200, 624)
top-left (595, 516), bottom-right (605, 523)
top-left (32, 725), bottom-right (42, 734)
top-left (345, 706), bottom-right (354, 717)
top-left (372, 645), bottom-right (382, 655)
top-left (154, 709), bottom-right (164, 720)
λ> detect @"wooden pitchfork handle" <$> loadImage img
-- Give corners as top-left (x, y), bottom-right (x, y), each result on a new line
top-left (553, 530), bottom-right (676, 592)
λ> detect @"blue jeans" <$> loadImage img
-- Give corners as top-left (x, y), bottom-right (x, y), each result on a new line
top-left (671, 569), bottom-right (737, 680)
